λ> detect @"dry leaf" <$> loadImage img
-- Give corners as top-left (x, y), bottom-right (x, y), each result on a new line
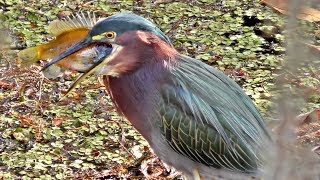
top-left (261, 0), bottom-right (320, 22)
top-left (52, 117), bottom-right (68, 126)
top-left (305, 43), bottom-right (320, 55)
top-left (312, 146), bottom-right (320, 156)
top-left (296, 109), bottom-right (320, 124)
top-left (0, 80), bottom-right (15, 90)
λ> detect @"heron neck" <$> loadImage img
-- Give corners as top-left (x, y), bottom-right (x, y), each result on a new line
top-left (106, 60), bottom-right (171, 139)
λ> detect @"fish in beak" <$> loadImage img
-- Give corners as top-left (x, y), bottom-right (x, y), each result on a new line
top-left (42, 36), bottom-right (123, 99)
top-left (18, 12), bottom-right (104, 79)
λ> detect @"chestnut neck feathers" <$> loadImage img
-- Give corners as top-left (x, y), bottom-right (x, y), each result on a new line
top-left (105, 31), bottom-right (176, 138)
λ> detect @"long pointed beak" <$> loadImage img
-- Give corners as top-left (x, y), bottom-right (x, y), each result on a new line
top-left (59, 44), bottom-right (123, 100)
top-left (41, 37), bottom-right (92, 72)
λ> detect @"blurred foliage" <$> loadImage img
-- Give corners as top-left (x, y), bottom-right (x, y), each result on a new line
top-left (0, 0), bottom-right (319, 179)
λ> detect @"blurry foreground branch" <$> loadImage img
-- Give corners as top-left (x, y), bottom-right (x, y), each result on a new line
top-left (265, 0), bottom-right (320, 179)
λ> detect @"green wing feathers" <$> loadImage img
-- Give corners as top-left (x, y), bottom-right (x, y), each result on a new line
top-left (159, 91), bottom-right (260, 172)
top-left (158, 55), bottom-right (270, 172)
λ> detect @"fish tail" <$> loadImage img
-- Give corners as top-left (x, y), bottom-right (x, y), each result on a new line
top-left (18, 46), bottom-right (42, 66)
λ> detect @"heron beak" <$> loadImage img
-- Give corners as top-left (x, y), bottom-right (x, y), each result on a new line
top-left (41, 37), bottom-right (93, 72)
top-left (44, 35), bottom-right (124, 99)
top-left (60, 44), bottom-right (123, 100)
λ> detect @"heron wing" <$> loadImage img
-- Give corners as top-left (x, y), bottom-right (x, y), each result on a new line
top-left (159, 54), bottom-right (270, 172)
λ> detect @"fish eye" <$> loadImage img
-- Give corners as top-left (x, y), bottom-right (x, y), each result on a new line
top-left (105, 31), bottom-right (115, 39)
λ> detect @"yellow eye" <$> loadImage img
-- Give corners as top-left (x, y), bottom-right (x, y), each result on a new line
top-left (105, 32), bottom-right (115, 39)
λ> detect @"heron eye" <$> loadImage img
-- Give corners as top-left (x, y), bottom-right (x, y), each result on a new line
top-left (105, 32), bottom-right (115, 39)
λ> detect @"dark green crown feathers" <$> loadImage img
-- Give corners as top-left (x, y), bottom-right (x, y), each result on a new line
top-left (90, 13), bottom-right (172, 45)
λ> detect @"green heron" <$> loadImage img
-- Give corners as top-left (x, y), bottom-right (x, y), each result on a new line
top-left (42, 13), bottom-right (271, 179)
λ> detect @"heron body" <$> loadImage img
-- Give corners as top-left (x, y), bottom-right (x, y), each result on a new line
top-left (42, 13), bottom-right (271, 179)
